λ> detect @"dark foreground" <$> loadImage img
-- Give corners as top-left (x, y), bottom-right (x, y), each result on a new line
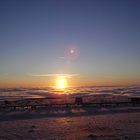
top-left (0, 106), bottom-right (140, 140)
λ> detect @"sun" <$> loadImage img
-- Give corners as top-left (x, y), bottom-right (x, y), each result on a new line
top-left (56, 77), bottom-right (67, 89)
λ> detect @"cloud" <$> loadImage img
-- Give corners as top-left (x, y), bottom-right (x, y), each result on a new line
top-left (30, 73), bottom-right (78, 78)
top-left (58, 57), bottom-right (66, 59)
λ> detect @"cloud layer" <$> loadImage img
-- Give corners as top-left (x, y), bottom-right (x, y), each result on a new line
top-left (31, 73), bottom-right (78, 78)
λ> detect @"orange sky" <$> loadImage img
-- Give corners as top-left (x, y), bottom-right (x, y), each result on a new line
top-left (0, 74), bottom-right (140, 88)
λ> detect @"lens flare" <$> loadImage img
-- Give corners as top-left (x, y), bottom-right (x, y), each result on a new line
top-left (64, 44), bottom-right (79, 60)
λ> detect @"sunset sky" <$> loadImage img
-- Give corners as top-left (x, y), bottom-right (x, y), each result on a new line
top-left (0, 0), bottom-right (140, 87)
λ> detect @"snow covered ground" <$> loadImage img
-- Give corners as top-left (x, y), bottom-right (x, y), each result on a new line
top-left (0, 106), bottom-right (140, 140)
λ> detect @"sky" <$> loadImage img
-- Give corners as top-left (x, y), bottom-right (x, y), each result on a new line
top-left (0, 0), bottom-right (140, 87)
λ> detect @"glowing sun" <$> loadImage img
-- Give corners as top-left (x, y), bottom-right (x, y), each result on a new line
top-left (56, 77), bottom-right (67, 89)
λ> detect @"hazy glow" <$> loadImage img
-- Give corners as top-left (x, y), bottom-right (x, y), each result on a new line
top-left (70, 49), bottom-right (74, 54)
top-left (56, 77), bottom-right (67, 89)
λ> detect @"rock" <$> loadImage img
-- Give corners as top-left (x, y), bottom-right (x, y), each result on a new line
top-left (30, 125), bottom-right (36, 129)
top-left (88, 134), bottom-right (97, 140)
top-left (124, 135), bottom-right (130, 139)
top-left (29, 129), bottom-right (34, 133)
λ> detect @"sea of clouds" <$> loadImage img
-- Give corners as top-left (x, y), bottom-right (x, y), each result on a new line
top-left (0, 86), bottom-right (140, 101)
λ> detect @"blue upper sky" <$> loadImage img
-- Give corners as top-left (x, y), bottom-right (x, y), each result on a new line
top-left (0, 0), bottom-right (140, 86)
